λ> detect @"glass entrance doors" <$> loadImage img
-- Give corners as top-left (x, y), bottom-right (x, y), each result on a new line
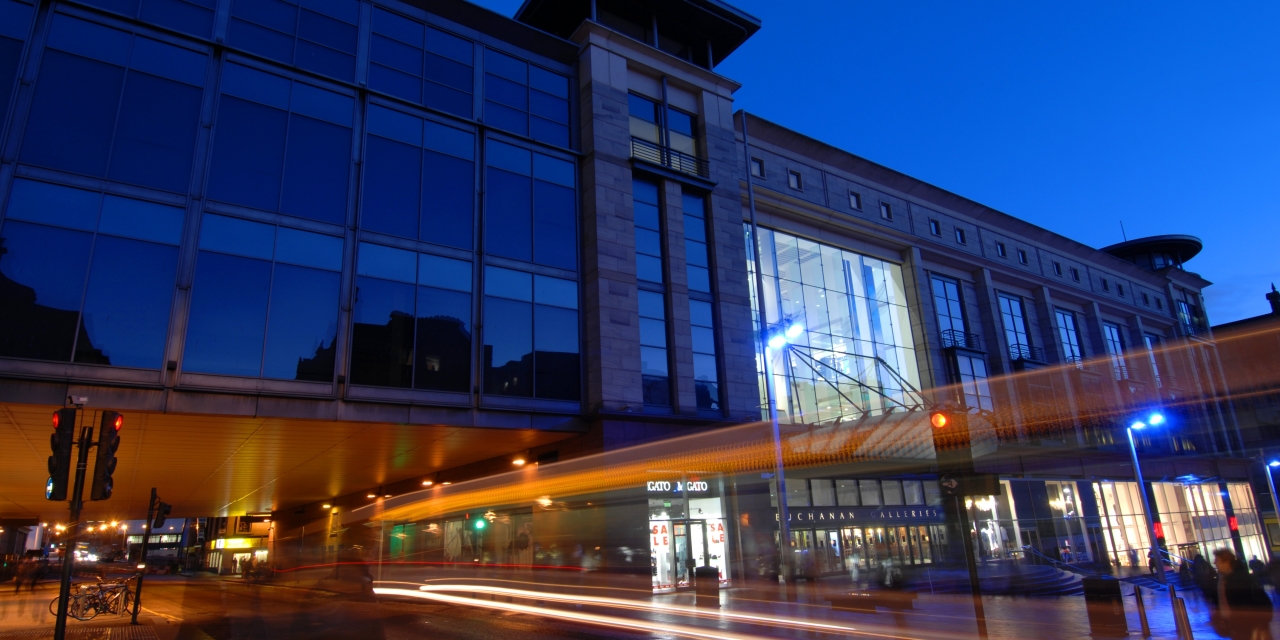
top-left (651, 519), bottom-right (709, 591)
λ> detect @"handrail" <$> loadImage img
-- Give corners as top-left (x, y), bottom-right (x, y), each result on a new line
top-left (1020, 545), bottom-right (1100, 577)
top-left (941, 329), bottom-right (983, 351)
top-left (630, 137), bottom-right (710, 178)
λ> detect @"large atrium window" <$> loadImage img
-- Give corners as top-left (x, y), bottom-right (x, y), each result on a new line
top-left (227, 0), bottom-right (360, 83)
top-left (207, 63), bottom-right (353, 226)
top-left (349, 243), bottom-right (473, 392)
top-left (361, 105), bottom-right (474, 249)
top-left (0, 180), bottom-right (181, 368)
top-left (20, 15), bottom-right (206, 193)
top-left (184, 214), bottom-right (341, 381)
top-left (484, 140), bottom-right (577, 270)
top-left (747, 226), bottom-right (918, 424)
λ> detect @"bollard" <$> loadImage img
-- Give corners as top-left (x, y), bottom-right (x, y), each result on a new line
top-left (1175, 597), bottom-right (1194, 640)
top-left (1133, 585), bottom-right (1150, 637)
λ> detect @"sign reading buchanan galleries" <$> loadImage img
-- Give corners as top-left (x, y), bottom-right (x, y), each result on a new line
top-left (777, 507), bottom-right (945, 523)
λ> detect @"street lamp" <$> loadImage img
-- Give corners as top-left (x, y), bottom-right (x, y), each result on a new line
top-left (761, 318), bottom-right (804, 588)
top-left (1125, 412), bottom-right (1168, 585)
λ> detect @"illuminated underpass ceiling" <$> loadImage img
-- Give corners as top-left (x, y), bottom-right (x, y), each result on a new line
top-left (0, 402), bottom-right (576, 522)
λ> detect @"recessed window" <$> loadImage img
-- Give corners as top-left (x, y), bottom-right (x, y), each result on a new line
top-left (1070, 267), bottom-right (1080, 282)
top-left (750, 157), bottom-right (764, 178)
top-left (1117, 284), bottom-right (1124, 297)
top-left (1101, 278), bottom-right (1110, 292)
top-left (879, 202), bottom-right (893, 220)
top-left (1142, 292), bottom-right (1150, 305)
top-left (995, 242), bottom-right (1007, 258)
top-left (929, 219), bottom-right (941, 236)
top-left (955, 228), bottom-right (967, 244)
top-left (1156, 298), bottom-right (1163, 310)
top-left (849, 191), bottom-right (861, 210)
top-left (787, 170), bottom-right (802, 190)
top-left (1053, 262), bottom-right (1063, 276)
top-left (1017, 249), bottom-right (1028, 265)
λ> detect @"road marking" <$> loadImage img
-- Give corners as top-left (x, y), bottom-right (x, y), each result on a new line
top-left (142, 606), bottom-right (183, 622)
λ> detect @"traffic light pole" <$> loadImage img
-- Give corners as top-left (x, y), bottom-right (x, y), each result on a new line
top-left (131, 488), bottom-right (157, 625)
top-left (53, 417), bottom-right (94, 640)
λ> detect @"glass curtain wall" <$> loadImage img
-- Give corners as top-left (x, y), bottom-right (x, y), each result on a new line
top-left (746, 225), bottom-right (918, 425)
top-left (1092, 481), bottom-right (1151, 567)
top-left (1154, 482), bottom-right (1266, 563)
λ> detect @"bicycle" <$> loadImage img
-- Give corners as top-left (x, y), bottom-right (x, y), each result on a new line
top-left (48, 579), bottom-right (134, 621)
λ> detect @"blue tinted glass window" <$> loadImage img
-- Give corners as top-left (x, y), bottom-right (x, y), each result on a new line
top-left (426, 26), bottom-right (471, 64)
top-left (198, 214), bottom-right (274, 260)
top-left (129, 37), bottom-right (206, 86)
top-left (289, 81), bottom-right (353, 126)
top-left (45, 15), bottom-right (130, 66)
top-left (228, 18), bottom-right (294, 62)
top-left (367, 104), bottom-right (422, 145)
top-left (533, 181), bottom-right (576, 270)
top-left (422, 151), bottom-right (473, 250)
top-left (350, 276), bottom-right (415, 387)
top-left (0, 34), bottom-right (24, 136)
top-left (485, 74), bottom-right (527, 110)
top-left (372, 8), bottom-right (423, 47)
top-left (372, 33), bottom-right (422, 76)
top-left (530, 90), bottom-right (568, 124)
top-left (415, 286), bottom-right (470, 392)
top-left (424, 121), bottom-right (474, 160)
top-left (483, 296), bottom-right (531, 397)
top-left (5, 180), bottom-right (100, 231)
top-left (109, 72), bottom-right (202, 192)
top-left (183, 251), bottom-right (271, 376)
top-left (534, 305), bottom-right (578, 400)
top-left (486, 140), bottom-right (530, 175)
top-left (484, 101), bottom-right (526, 137)
top-left (485, 266), bottom-right (531, 301)
top-left (75, 236), bottom-right (177, 368)
top-left (297, 9), bottom-right (355, 52)
top-left (534, 275), bottom-right (576, 309)
top-left (485, 168), bottom-right (531, 262)
top-left (207, 97), bottom-right (288, 211)
top-left (275, 227), bottom-right (342, 271)
top-left (220, 63), bottom-right (290, 108)
top-left (262, 264), bottom-right (339, 381)
top-left (419, 254), bottom-right (471, 292)
top-left (367, 13), bottom-right (474, 118)
top-left (21, 51), bottom-right (124, 177)
top-left (280, 115), bottom-right (349, 224)
top-left (357, 242), bottom-right (416, 283)
top-left (362, 135), bottom-right (421, 238)
top-left (424, 52), bottom-right (472, 92)
top-left (533, 154), bottom-right (573, 186)
top-left (140, 0), bottom-right (216, 39)
top-left (99, 196), bottom-right (184, 245)
top-left (0, 221), bottom-right (92, 361)
top-left (484, 49), bottom-right (526, 83)
top-left (529, 66), bottom-right (568, 98)
top-left (530, 116), bottom-right (570, 148)
top-left (78, 0), bottom-right (139, 17)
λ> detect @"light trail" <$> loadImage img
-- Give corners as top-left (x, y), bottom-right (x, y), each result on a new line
top-left (375, 582), bottom-right (962, 639)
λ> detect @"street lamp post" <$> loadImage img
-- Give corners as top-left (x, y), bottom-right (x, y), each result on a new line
top-left (1125, 412), bottom-right (1167, 585)
top-left (1264, 461), bottom-right (1280, 552)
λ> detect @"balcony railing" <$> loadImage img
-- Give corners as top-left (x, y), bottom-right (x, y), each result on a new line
top-left (941, 329), bottom-right (983, 351)
top-left (1008, 344), bottom-right (1046, 363)
top-left (631, 137), bottom-right (710, 178)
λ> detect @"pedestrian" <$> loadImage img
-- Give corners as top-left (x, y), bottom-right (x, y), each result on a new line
top-left (1249, 556), bottom-right (1269, 586)
top-left (1193, 551), bottom-right (1216, 597)
top-left (12, 557), bottom-right (29, 593)
top-left (1148, 549), bottom-right (1159, 575)
top-left (1208, 549), bottom-right (1273, 640)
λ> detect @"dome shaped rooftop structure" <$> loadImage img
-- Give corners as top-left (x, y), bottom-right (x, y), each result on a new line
top-left (1100, 234), bottom-right (1202, 272)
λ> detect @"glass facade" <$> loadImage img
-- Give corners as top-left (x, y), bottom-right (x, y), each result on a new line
top-left (747, 225), bottom-right (919, 425)
top-left (0, 1), bottom-right (580, 404)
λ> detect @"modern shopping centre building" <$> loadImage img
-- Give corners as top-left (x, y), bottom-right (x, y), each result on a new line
top-left (0, 0), bottom-right (1265, 584)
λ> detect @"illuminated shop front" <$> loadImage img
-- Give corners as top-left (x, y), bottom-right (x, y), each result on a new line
top-left (207, 536), bottom-right (268, 574)
top-left (647, 478), bottom-right (730, 593)
top-left (1154, 481), bottom-right (1268, 563)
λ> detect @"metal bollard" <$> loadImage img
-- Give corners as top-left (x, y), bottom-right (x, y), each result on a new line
top-left (1134, 585), bottom-right (1151, 637)
top-left (1176, 597), bottom-right (1194, 640)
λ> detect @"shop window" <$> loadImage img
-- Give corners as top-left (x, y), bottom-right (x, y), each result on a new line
top-left (21, 15), bottom-right (205, 193)
top-left (0, 179), bottom-right (181, 368)
top-left (207, 63), bottom-right (352, 225)
top-left (482, 266), bottom-right (579, 400)
top-left (858, 480), bottom-right (880, 506)
top-left (76, 0), bottom-right (216, 39)
top-left (836, 480), bottom-right (859, 506)
top-left (810, 479), bottom-right (835, 507)
top-left (228, 0), bottom-right (359, 82)
top-left (349, 244), bottom-right (472, 392)
top-left (484, 140), bottom-right (577, 269)
top-left (484, 49), bottom-right (570, 147)
top-left (881, 480), bottom-right (904, 505)
top-left (185, 214), bottom-right (342, 380)
top-left (361, 105), bottom-right (474, 249)
top-left (369, 7), bottom-right (473, 118)
top-left (903, 480), bottom-right (924, 505)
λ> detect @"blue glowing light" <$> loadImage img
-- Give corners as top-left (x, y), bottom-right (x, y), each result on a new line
top-left (1147, 413), bottom-right (1165, 426)
top-left (768, 335), bottom-right (787, 349)
top-left (785, 323), bottom-right (804, 339)
top-left (1129, 421), bottom-right (1146, 430)
top-left (1269, 461), bottom-right (1279, 468)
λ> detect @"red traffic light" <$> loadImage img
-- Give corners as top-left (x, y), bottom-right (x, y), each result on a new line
top-left (112, 415), bottom-right (123, 430)
top-left (930, 411), bottom-right (949, 429)
top-left (52, 412), bottom-right (59, 428)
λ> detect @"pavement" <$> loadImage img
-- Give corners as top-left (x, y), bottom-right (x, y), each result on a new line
top-left (2, 570), bottom-right (1280, 638)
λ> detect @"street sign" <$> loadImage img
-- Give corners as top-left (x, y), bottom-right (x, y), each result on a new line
top-left (45, 477), bottom-right (54, 500)
top-left (940, 474), bottom-right (961, 497)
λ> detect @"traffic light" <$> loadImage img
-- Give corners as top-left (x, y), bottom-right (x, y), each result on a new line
top-left (90, 411), bottom-right (123, 501)
top-left (152, 502), bottom-right (171, 529)
top-left (47, 409), bottom-right (76, 501)
top-left (930, 410), bottom-right (949, 429)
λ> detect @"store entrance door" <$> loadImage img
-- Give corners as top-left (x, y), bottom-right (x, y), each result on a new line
top-left (672, 520), bottom-right (708, 590)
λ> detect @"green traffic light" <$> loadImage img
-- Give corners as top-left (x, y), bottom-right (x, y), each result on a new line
top-left (474, 519), bottom-right (486, 530)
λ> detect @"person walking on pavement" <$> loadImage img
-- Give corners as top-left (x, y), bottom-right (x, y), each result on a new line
top-left (1249, 556), bottom-right (1270, 586)
top-left (1194, 551), bottom-right (1216, 597)
top-left (1209, 549), bottom-right (1273, 640)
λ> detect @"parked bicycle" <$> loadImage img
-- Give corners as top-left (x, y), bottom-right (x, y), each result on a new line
top-left (48, 579), bottom-right (135, 621)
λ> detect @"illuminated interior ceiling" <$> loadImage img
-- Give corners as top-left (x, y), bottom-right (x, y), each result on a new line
top-left (0, 402), bottom-right (576, 522)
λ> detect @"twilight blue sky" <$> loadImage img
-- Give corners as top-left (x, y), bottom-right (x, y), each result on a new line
top-left (475, 0), bottom-right (1280, 324)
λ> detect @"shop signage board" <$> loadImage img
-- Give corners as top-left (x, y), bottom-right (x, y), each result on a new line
top-left (778, 506), bottom-right (945, 523)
